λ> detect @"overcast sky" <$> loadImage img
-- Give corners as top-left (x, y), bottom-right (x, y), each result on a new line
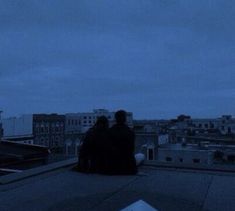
top-left (1, 0), bottom-right (235, 119)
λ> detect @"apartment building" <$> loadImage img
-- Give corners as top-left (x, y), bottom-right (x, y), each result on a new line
top-left (65, 109), bottom-right (133, 133)
top-left (2, 114), bottom-right (65, 149)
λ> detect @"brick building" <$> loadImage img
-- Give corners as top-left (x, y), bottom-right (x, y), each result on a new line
top-left (2, 114), bottom-right (65, 150)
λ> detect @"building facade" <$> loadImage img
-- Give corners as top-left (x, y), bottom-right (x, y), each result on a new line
top-left (33, 114), bottom-right (65, 149)
top-left (66, 109), bottom-right (133, 134)
top-left (191, 115), bottom-right (235, 135)
top-left (157, 143), bottom-right (214, 165)
top-left (2, 114), bottom-right (65, 149)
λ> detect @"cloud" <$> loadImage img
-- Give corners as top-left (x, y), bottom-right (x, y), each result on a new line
top-left (0, 0), bottom-right (235, 118)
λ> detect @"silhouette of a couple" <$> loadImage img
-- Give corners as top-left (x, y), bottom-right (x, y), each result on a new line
top-left (77, 110), bottom-right (138, 175)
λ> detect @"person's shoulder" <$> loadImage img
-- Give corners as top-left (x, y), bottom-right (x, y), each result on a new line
top-left (109, 124), bottom-right (119, 130)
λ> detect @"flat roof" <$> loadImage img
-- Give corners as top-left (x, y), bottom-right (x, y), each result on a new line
top-left (0, 165), bottom-right (234, 211)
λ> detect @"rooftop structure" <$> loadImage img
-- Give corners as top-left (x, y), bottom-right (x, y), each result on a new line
top-left (0, 140), bottom-right (50, 173)
top-left (2, 114), bottom-right (65, 149)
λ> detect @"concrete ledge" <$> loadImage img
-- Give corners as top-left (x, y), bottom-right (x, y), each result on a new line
top-left (0, 158), bottom-right (77, 184)
top-left (143, 160), bottom-right (235, 173)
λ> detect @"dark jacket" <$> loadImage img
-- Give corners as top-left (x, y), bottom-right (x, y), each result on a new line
top-left (77, 126), bottom-right (109, 173)
top-left (107, 124), bottom-right (137, 175)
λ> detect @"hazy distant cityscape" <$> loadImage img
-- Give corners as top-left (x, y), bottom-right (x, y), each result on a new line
top-left (1, 109), bottom-right (235, 169)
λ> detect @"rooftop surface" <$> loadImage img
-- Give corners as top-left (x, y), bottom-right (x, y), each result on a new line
top-left (0, 164), bottom-right (234, 211)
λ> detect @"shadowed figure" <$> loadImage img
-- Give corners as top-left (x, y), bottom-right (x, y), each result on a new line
top-left (107, 110), bottom-right (137, 175)
top-left (76, 111), bottom-right (139, 175)
top-left (77, 116), bottom-right (109, 173)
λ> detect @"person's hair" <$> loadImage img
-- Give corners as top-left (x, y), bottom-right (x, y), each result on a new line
top-left (115, 110), bottom-right (127, 124)
top-left (95, 115), bottom-right (109, 129)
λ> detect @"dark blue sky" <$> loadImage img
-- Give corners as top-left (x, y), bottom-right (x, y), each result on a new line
top-left (1, 0), bottom-right (235, 119)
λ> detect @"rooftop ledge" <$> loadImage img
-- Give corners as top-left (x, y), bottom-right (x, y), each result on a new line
top-left (0, 158), bottom-right (234, 185)
top-left (0, 159), bottom-right (235, 211)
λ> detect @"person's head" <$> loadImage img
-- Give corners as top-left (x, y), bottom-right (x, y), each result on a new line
top-left (95, 115), bottom-right (109, 129)
top-left (115, 110), bottom-right (127, 124)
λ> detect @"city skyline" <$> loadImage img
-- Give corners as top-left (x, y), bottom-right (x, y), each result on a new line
top-left (1, 1), bottom-right (235, 119)
top-left (1, 108), bottom-right (235, 120)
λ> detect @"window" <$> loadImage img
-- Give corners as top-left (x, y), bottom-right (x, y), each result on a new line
top-left (193, 158), bottom-right (200, 163)
top-left (165, 157), bottom-right (172, 162)
top-left (227, 155), bottom-right (235, 162)
top-left (148, 149), bottom-right (154, 160)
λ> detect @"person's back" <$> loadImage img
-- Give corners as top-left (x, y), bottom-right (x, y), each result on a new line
top-left (108, 110), bottom-right (137, 175)
top-left (89, 118), bottom-right (109, 173)
top-left (77, 116), bottom-right (109, 173)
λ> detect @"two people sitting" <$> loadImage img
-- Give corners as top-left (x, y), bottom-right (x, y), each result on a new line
top-left (77, 110), bottom-right (140, 175)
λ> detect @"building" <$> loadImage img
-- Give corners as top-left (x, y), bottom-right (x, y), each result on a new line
top-left (157, 143), bottom-right (214, 165)
top-left (2, 114), bottom-right (33, 138)
top-left (2, 114), bottom-right (65, 149)
top-left (66, 109), bottom-right (133, 133)
top-left (33, 114), bottom-right (65, 150)
top-left (191, 115), bottom-right (235, 135)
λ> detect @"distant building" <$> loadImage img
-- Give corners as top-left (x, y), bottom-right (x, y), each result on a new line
top-left (66, 109), bottom-right (133, 133)
top-left (2, 114), bottom-right (65, 149)
top-left (191, 115), bottom-right (235, 135)
top-left (2, 114), bottom-right (33, 140)
top-left (33, 114), bottom-right (65, 149)
top-left (157, 143), bottom-right (214, 165)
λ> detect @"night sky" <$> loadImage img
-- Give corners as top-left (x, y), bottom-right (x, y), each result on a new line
top-left (1, 0), bottom-right (235, 119)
